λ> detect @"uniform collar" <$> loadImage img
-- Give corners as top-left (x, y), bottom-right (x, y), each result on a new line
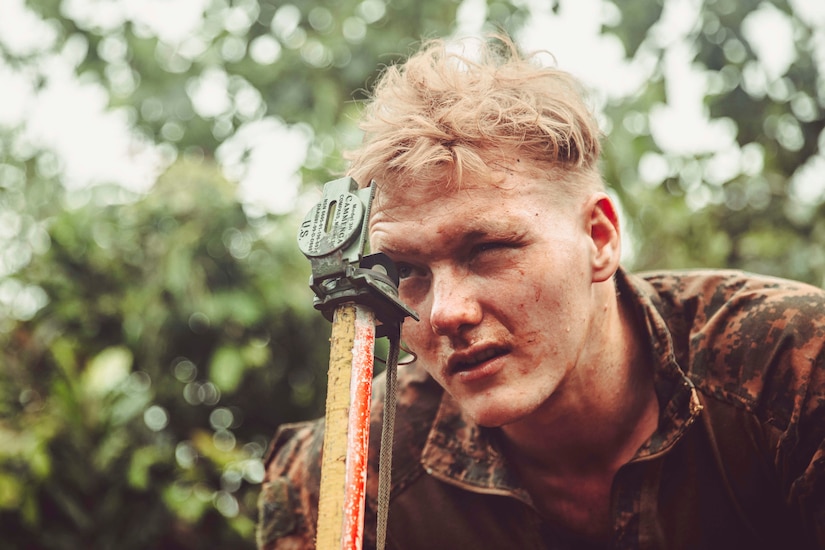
top-left (617, 268), bottom-right (704, 460)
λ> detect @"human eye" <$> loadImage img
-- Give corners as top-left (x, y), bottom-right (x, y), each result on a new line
top-left (397, 262), bottom-right (415, 280)
top-left (472, 240), bottom-right (517, 257)
top-left (394, 262), bottom-right (429, 301)
top-left (395, 261), bottom-right (428, 282)
top-left (475, 242), bottom-right (507, 253)
top-left (467, 239), bottom-right (522, 271)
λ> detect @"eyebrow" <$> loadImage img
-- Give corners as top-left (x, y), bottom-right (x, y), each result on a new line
top-left (376, 223), bottom-right (524, 258)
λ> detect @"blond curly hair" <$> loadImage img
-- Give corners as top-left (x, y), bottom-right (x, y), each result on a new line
top-left (345, 35), bottom-right (604, 197)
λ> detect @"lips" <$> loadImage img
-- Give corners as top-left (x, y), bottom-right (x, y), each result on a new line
top-left (447, 345), bottom-right (509, 375)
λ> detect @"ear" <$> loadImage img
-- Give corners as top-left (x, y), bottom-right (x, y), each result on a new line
top-left (586, 193), bottom-right (621, 283)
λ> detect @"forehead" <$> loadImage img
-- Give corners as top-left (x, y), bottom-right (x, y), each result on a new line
top-left (367, 174), bottom-right (557, 251)
top-left (367, 155), bottom-right (584, 214)
top-left (370, 176), bottom-right (513, 222)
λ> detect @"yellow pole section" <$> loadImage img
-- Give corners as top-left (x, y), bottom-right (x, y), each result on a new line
top-left (315, 303), bottom-right (376, 550)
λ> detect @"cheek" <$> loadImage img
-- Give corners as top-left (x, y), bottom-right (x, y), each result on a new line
top-left (532, 282), bottom-right (543, 303)
top-left (401, 315), bottom-right (431, 350)
top-left (513, 280), bottom-right (552, 312)
top-left (397, 277), bottom-right (429, 305)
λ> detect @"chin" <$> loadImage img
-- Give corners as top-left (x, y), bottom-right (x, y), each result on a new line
top-left (465, 402), bottom-right (533, 428)
top-left (461, 386), bottom-right (555, 428)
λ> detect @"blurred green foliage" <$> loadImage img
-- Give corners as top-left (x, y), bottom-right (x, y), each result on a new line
top-left (0, 159), bottom-right (331, 548)
top-left (600, 0), bottom-right (825, 281)
top-left (0, 0), bottom-right (823, 548)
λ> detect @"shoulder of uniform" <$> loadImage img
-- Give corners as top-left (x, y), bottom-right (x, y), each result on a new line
top-left (258, 418), bottom-right (324, 549)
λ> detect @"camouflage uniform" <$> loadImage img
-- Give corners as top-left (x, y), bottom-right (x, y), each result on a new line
top-left (257, 269), bottom-right (825, 549)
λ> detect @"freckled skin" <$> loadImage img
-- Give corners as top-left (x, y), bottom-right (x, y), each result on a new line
top-left (368, 169), bottom-right (623, 430)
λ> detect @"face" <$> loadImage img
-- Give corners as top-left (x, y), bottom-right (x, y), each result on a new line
top-left (369, 167), bottom-right (620, 428)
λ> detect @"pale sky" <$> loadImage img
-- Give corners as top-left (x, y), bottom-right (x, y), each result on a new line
top-left (0, 0), bottom-right (823, 213)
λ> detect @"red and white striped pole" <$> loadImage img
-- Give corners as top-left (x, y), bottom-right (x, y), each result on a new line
top-left (315, 303), bottom-right (376, 550)
top-left (300, 177), bottom-right (415, 550)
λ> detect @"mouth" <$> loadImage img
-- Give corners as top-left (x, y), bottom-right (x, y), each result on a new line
top-left (448, 345), bottom-right (509, 376)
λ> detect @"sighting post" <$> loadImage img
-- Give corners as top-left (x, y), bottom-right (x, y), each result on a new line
top-left (297, 177), bottom-right (417, 550)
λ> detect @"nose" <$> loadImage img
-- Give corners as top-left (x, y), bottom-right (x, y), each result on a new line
top-left (429, 270), bottom-right (482, 336)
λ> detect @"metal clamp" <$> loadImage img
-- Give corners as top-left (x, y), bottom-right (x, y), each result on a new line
top-left (297, 176), bottom-right (418, 336)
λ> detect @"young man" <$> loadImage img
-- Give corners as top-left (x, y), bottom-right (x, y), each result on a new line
top-left (258, 36), bottom-right (825, 549)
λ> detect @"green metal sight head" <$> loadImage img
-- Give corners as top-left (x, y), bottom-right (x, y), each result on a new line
top-left (297, 176), bottom-right (418, 333)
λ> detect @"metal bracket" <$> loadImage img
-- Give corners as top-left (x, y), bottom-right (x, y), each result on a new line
top-left (297, 176), bottom-right (418, 336)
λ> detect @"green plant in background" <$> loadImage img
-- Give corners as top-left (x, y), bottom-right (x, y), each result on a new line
top-left (0, 159), bottom-right (330, 548)
top-left (599, 0), bottom-right (825, 282)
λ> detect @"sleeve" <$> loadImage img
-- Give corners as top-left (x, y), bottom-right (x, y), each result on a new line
top-left (785, 345), bottom-right (825, 547)
top-left (687, 274), bottom-right (825, 547)
top-left (751, 287), bottom-right (825, 547)
top-left (745, 285), bottom-right (825, 547)
top-left (744, 284), bottom-right (825, 547)
top-left (256, 419), bottom-right (325, 550)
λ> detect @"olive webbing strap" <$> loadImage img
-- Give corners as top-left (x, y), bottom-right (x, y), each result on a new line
top-left (376, 327), bottom-right (401, 550)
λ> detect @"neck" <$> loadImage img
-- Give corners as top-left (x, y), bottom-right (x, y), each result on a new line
top-left (499, 283), bottom-right (658, 475)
